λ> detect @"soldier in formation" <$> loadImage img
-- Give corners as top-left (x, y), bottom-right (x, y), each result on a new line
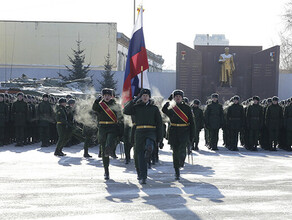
top-left (204, 93), bottom-right (224, 151)
top-left (124, 88), bottom-right (163, 184)
top-left (162, 90), bottom-right (195, 180)
top-left (0, 90), bottom-right (292, 184)
top-left (92, 88), bottom-right (124, 180)
top-left (38, 94), bottom-right (54, 147)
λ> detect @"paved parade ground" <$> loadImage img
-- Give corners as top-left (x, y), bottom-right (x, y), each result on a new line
top-left (1, 134), bottom-right (292, 220)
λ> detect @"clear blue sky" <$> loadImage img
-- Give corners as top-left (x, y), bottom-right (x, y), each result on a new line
top-left (0, 0), bottom-right (288, 70)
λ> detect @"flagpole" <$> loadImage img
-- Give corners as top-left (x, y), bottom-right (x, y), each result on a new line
top-left (134, 0), bottom-right (136, 25)
top-left (141, 66), bottom-right (143, 89)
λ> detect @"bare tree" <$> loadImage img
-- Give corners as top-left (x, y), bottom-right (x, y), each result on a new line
top-left (280, 0), bottom-right (292, 71)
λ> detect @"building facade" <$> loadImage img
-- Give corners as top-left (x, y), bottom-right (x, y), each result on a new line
top-left (194, 34), bottom-right (229, 46)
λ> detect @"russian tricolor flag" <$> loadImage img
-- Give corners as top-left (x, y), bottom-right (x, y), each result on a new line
top-left (122, 6), bottom-right (150, 105)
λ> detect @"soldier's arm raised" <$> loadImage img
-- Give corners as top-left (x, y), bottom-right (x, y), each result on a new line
top-left (123, 100), bottom-right (136, 115)
top-left (162, 102), bottom-right (171, 117)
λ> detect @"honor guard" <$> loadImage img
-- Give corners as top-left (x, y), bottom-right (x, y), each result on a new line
top-left (204, 93), bottom-right (224, 151)
top-left (192, 99), bottom-right (204, 151)
top-left (38, 94), bottom-right (54, 147)
top-left (11, 92), bottom-right (28, 146)
top-left (92, 88), bottom-right (124, 180)
top-left (54, 98), bottom-right (69, 156)
top-left (123, 88), bottom-right (163, 184)
top-left (0, 94), bottom-right (9, 146)
top-left (226, 95), bottom-right (245, 151)
top-left (162, 90), bottom-right (195, 180)
top-left (246, 96), bottom-right (263, 151)
top-left (284, 97), bottom-right (292, 151)
top-left (265, 96), bottom-right (283, 151)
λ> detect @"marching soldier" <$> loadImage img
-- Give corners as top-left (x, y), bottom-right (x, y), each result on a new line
top-left (192, 99), bottom-right (204, 151)
top-left (0, 94), bottom-right (9, 146)
top-left (162, 90), bottom-right (195, 180)
top-left (92, 88), bottom-right (123, 180)
top-left (123, 115), bottom-right (133, 164)
top-left (246, 96), bottom-right (263, 151)
top-left (49, 96), bottom-right (58, 145)
top-left (11, 92), bottom-right (28, 146)
top-left (124, 89), bottom-right (163, 184)
top-left (283, 97), bottom-right (292, 151)
top-left (226, 95), bottom-right (245, 151)
top-left (265, 96), bottom-right (283, 151)
top-left (204, 93), bottom-right (224, 150)
top-left (54, 98), bottom-right (70, 156)
top-left (82, 111), bottom-right (97, 158)
top-left (38, 94), bottom-right (54, 147)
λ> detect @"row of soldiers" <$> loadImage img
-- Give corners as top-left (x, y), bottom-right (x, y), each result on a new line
top-left (193, 93), bottom-right (292, 152)
top-left (1, 90), bottom-right (292, 184)
top-left (218, 94), bottom-right (292, 152)
top-left (0, 92), bottom-right (76, 147)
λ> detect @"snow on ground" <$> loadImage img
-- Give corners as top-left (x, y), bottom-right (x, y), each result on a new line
top-left (0, 132), bottom-right (292, 220)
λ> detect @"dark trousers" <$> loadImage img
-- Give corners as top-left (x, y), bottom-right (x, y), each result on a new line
top-left (229, 129), bottom-right (240, 149)
top-left (0, 126), bottom-right (4, 145)
top-left (209, 128), bottom-right (219, 148)
top-left (268, 129), bottom-right (280, 148)
top-left (172, 141), bottom-right (187, 169)
top-left (15, 126), bottom-right (25, 144)
top-left (55, 125), bottom-right (69, 153)
top-left (124, 127), bottom-right (132, 160)
top-left (194, 128), bottom-right (201, 145)
top-left (204, 128), bottom-right (209, 145)
top-left (135, 138), bottom-right (154, 180)
top-left (40, 126), bottom-right (50, 146)
top-left (100, 132), bottom-right (117, 168)
top-left (248, 129), bottom-right (260, 148)
top-left (286, 130), bottom-right (292, 148)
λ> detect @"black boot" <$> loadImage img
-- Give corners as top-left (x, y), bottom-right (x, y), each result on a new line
top-left (125, 156), bottom-right (130, 164)
top-left (194, 143), bottom-right (199, 151)
top-left (140, 178), bottom-right (146, 184)
top-left (54, 149), bottom-right (63, 156)
top-left (175, 168), bottom-right (180, 180)
top-left (104, 167), bottom-right (109, 180)
top-left (83, 148), bottom-right (92, 158)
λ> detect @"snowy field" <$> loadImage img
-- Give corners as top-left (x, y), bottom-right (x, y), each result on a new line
top-left (1, 132), bottom-right (292, 220)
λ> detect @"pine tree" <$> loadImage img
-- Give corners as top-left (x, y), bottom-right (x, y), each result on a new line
top-left (98, 53), bottom-right (117, 90)
top-left (59, 40), bottom-right (91, 81)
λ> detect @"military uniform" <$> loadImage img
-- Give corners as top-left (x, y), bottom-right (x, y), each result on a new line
top-left (284, 99), bottom-right (292, 151)
top-left (246, 96), bottom-right (263, 151)
top-left (162, 90), bottom-right (195, 180)
top-left (124, 89), bottom-right (162, 184)
top-left (11, 93), bottom-right (28, 146)
top-left (54, 99), bottom-right (69, 156)
top-left (26, 96), bottom-right (37, 144)
top-left (226, 96), bottom-right (244, 151)
top-left (259, 99), bottom-right (272, 150)
top-left (38, 94), bottom-right (54, 147)
top-left (92, 89), bottom-right (123, 180)
top-left (49, 98), bottom-right (58, 145)
top-left (204, 94), bottom-right (224, 150)
top-left (82, 125), bottom-right (97, 158)
top-left (123, 116), bottom-right (133, 164)
top-left (0, 94), bottom-right (9, 146)
top-left (265, 97), bottom-right (283, 151)
top-left (192, 99), bottom-right (204, 150)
